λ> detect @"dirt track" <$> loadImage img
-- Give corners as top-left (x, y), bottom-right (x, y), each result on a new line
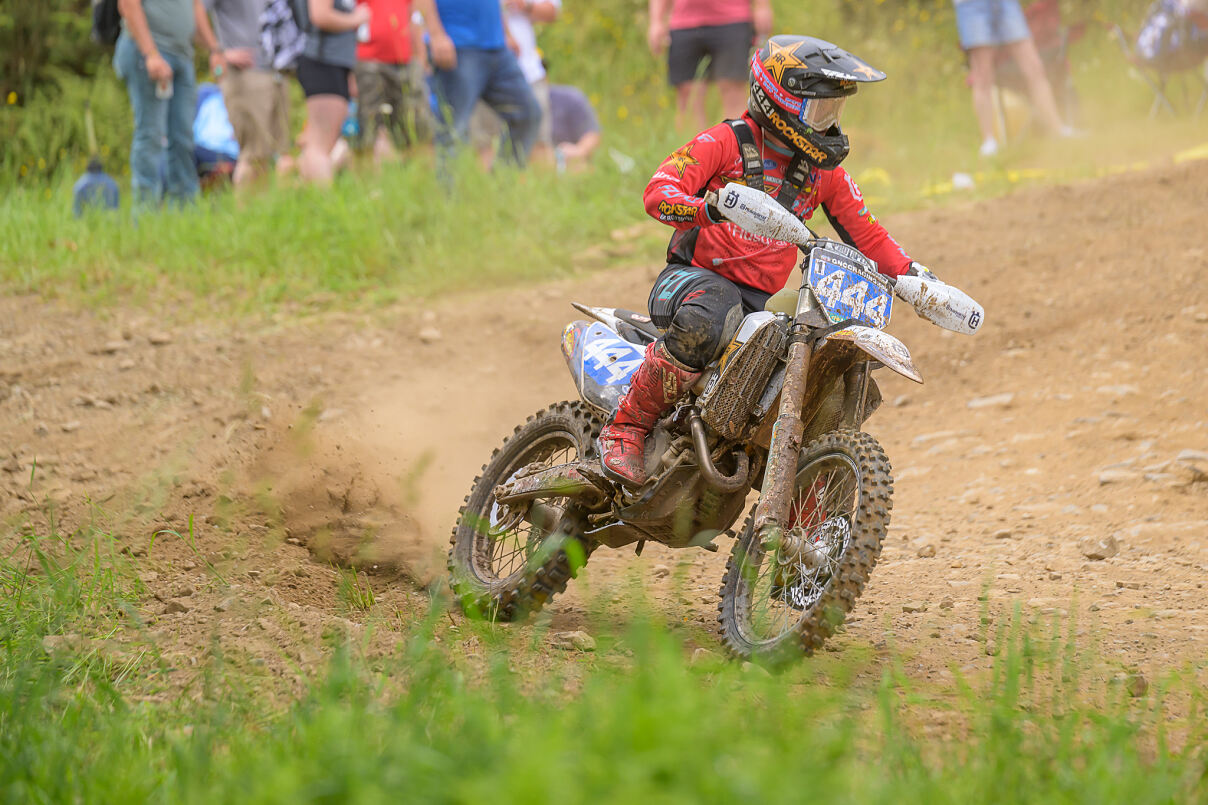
top-left (2, 159), bottom-right (1206, 692)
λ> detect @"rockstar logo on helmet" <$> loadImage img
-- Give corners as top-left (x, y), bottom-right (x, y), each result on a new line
top-left (851, 62), bottom-right (880, 79)
top-left (763, 39), bottom-right (807, 83)
top-left (666, 142), bottom-right (699, 177)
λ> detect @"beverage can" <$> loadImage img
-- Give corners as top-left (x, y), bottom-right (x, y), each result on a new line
top-left (357, 22), bottom-right (370, 42)
top-left (156, 80), bottom-right (173, 100)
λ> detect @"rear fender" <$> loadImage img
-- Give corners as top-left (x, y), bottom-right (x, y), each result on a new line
top-left (827, 326), bottom-right (923, 384)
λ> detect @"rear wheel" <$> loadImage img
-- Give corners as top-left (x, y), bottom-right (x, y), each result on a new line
top-left (717, 429), bottom-right (892, 663)
top-left (448, 401), bottom-right (603, 621)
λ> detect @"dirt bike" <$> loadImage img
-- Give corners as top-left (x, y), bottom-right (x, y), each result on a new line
top-left (448, 183), bottom-right (983, 663)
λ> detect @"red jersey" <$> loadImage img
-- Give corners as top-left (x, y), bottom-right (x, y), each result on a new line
top-left (357, 0), bottom-right (412, 64)
top-left (643, 114), bottom-right (912, 294)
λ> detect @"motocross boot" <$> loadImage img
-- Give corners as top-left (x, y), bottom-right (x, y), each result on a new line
top-left (598, 340), bottom-right (701, 487)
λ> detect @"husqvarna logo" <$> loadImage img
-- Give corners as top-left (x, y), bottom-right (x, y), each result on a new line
top-left (723, 190), bottom-right (738, 208)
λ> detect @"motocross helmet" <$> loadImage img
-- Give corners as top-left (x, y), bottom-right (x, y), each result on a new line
top-left (748, 35), bottom-right (886, 169)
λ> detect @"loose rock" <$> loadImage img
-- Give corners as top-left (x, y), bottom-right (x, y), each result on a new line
top-left (163, 599), bottom-right (191, 615)
top-left (418, 327), bottom-right (442, 344)
top-left (551, 630), bottom-right (596, 652)
top-left (652, 564), bottom-right (671, 579)
top-left (967, 393), bottom-right (1014, 409)
top-left (1079, 534), bottom-right (1119, 561)
top-left (1098, 469), bottom-right (1139, 485)
top-left (916, 543), bottom-right (936, 558)
top-left (902, 601), bottom-right (928, 613)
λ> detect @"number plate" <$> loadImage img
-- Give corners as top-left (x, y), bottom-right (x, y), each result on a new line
top-left (806, 246), bottom-right (893, 329)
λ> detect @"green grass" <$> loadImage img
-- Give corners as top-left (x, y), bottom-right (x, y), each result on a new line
top-left (2, 517), bottom-right (1206, 803)
top-left (5, 0), bottom-right (1207, 315)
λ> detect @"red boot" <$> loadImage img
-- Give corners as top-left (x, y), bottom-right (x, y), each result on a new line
top-left (598, 340), bottom-right (700, 487)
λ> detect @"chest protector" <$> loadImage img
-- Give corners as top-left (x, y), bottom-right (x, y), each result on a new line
top-left (666, 119), bottom-right (814, 272)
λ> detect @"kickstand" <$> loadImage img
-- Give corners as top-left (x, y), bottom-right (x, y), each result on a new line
top-left (634, 539), bottom-right (645, 556)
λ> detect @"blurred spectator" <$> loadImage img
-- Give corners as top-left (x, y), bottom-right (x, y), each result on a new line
top-left (428, 0), bottom-right (541, 167)
top-left (647, 0), bottom-right (772, 131)
top-left (114, 0), bottom-right (225, 207)
top-left (354, 0), bottom-right (438, 163)
top-left (193, 81), bottom-right (240, 187)
top-left (205, 0), bottom-right (290, 188)
top-left (294, 0), bottom-right (370, 183)
top-left (469, 0), bottom-right (560, 165)
top-left (954, 0), bottom-right (1075, 156)
top-left (549, 84), bottom-right (600, 169)
top-left (1135, 0), bottom-right (1208, 70)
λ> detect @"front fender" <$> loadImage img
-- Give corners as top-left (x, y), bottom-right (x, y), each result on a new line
top-left (827, 326), bottom-right (923, 384)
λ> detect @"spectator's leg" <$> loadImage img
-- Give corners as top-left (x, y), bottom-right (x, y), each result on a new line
top-left (300, 95), bottom-right (350, 185)
top-left (224, 69), bottom-right (276, 188)
top-left (668, 27), bottom-right (709, 132)
top-left (711, 23), bottom-right (755, 122)
top-left (1005, 37), bottom-right (1068, 135)
top-left (529, 79), bottom-right (553, 165)
top-left (353, 63), bottom-right (377, 154)
top-left (717, 80), bottom-right (747, 121)
top-left (481, 50), bottom-right (540, 167)
top-left (402, 60), bottom-right (436, 148)
top-left (966, 46), bottom-right (1000, 149)
top-left (377, 63), bottom-right (406, 161)
top-left (163, 50), bottom-right (199, 204)
top-left (114, 34), bottom-right (167, 209)
top-left (676, 81), bottom-right (707, 133)
top-left (431, 50), bottom-right (490, 153)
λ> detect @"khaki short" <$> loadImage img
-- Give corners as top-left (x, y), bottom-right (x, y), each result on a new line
top-left (469, 79), bottom-right (551, 150)
top-left (353, 61), bottom-right (434, 148)
top-left (219, 68), bottom-right (290, 166)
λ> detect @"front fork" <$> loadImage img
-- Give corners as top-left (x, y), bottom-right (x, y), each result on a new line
top-left (751, 325), bottom-right (814, 550)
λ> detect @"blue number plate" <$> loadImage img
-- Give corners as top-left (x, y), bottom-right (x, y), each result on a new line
top-left (806, 247), bottom-right (893, 329)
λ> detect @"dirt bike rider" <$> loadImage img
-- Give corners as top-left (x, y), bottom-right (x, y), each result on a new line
top-left (598, 34), bottom-right (939, 487)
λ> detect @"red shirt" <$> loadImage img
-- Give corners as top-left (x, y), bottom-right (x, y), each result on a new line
top-left (356, 0), bottom-right (412, 64)
top-left (669, 0), bottom-right (752, 30)
top-left (643, 114), bottom-right (912, 294)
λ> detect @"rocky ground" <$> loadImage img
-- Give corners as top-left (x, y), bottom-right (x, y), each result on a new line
top-left (2, 158), bottom-right (1206, 700)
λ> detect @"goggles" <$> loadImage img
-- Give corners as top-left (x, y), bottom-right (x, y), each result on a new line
top-left (797, 96), bottom-right (846, 131)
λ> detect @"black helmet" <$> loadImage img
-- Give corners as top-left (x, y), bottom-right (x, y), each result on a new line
top-left (748, 35), bottom-right (886, 169)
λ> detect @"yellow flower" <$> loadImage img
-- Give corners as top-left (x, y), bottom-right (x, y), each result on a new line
top-left (617, 105), bottom-right (629, 120)
top-left (6, 91), bottom-right (16, 105)
top-left (37, 158), bottom-right (46, 170)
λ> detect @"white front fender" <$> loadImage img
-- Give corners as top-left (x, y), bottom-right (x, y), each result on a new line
top-left (827, 326), bottom-right (923, 384)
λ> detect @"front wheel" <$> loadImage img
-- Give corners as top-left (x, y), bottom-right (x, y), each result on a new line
top-left (448, 401), bottom-right (603, 621)
top-left (717, 429), bottom-right (893, 663)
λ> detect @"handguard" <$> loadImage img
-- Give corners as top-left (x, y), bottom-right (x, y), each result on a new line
top-left (710, 183), bottom-right (815, 246)
top-left (894, 274), bottom-right (984, 335)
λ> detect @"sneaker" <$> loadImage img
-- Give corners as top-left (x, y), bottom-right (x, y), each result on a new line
top-left (978, 137), bottom-right (1000, 158)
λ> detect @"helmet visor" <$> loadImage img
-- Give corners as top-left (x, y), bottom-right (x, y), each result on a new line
top-left (797, 96), bottom-right (846, 131)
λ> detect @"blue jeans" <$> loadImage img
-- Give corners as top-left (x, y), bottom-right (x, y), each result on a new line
top-left (431, 48), bottom-right (540, 166)
top-left (114, 34), bottom-right (199, 207)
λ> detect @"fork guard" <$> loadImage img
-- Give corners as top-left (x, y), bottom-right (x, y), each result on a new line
top-left (493, 461), bottom-right (612, 509)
